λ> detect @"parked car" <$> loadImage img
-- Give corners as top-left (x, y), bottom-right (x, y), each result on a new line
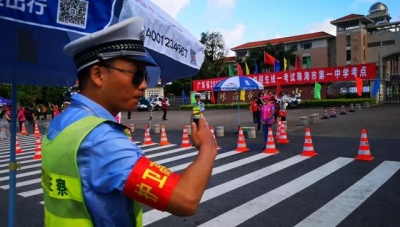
top-left (137, 97), bottom-right (154, 111)
top-left (148, 97), bottom-right (170, 111)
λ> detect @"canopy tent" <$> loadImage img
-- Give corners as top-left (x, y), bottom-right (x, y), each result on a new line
top-left (0, 1), bottom-right (205, 226)
top-left (214, 76), bottom-right (264, 130)
top-left (0, 97), bottom-right (12, 106)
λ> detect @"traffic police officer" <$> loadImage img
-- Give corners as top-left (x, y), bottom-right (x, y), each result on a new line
top-left (41, 17), bottom-right (217, 227)
top-left (190, 93), bottom-right (205, 126)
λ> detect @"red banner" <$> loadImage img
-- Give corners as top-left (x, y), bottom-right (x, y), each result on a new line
top-left (193, 63), bottom-right (376, 91)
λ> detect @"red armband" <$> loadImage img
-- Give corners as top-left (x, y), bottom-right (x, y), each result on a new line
top-left (123, 156), bottom-right (180, 211)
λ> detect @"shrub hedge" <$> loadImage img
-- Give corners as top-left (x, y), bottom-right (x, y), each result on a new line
top-left (179, 98), bottom-right (375, 110)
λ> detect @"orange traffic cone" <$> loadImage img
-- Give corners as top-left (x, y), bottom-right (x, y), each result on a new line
top-left (159, 125), bottom-right (170, 146)
top-left (15, 137), bottom-right (23, 154)
top-left (277, 123), bottom-right (289, 144)
top-left (275, 121), bottom-right (281, 141)
top-left (20, 123), bottom-right (28, 136)
top-left (181, 126), bottom-right (191, 148)
top-left (300, 128), bottom-right (317, 157)
top-left (33, 136), bottom-right (42, 160)
top-left (124, 126), bottom-right (135, 143)
top-left (34, 122), bottom-right (41, 137)
top-left (142, 125), bottom-right (153, 145)
top-left (235, 127), bottom-right (249, 152)
top-left (210, 126), bottom-right (220, 148)
top-left (264, 127), bottom-right (278, 154)
top-left (355, 129), bottom-right (374, 161)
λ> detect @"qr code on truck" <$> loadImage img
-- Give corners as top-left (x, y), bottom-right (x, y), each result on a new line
top-left (57, 0), bottom-right (89, 29)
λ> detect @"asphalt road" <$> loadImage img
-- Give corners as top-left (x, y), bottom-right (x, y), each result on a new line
top-left (0, 105), bottom-right (399, 227)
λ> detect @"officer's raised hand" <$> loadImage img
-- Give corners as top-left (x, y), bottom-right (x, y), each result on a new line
top-left (191, 117), bottom-right (217, 151)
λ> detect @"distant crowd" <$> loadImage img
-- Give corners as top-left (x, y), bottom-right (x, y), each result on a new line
top-left (0, 102), bottom-right (71, 139)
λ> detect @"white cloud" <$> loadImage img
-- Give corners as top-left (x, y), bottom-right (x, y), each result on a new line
top-left (150, 0), bottom-right (190, 18)
top-left (304, 18), bottom-right (337, 36)
top-left (216, 23), bottom-right (245, 56)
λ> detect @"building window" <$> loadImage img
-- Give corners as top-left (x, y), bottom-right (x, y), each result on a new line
top-left (367, 42), bottom-right (381, 47)
top-left (382, 40), bottom-right (395, 46)
top-left (346, 35), bottom-right (351, 47)
top-left (236, 51), bottom-right (247, 58)
top-left (346, 50), bottom-right (351, 61)
top-left (363, 35), bottom-right (365, 46)
top-left (286, 44), bottom-right (298, 51)
top-left (302, 56), bottom-right (307, 64)
top-left (146, 90), bottom-right (160, 97)
top-left (300, 42), bottom-right (312, 50)
top-left (363, 49), bottom-right (365, 61)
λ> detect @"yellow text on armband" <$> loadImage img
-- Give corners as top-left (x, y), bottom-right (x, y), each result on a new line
top-left (142, 168), bottom-right (168, 188)
top-left (135, 183), bottom-right (158, 202)
top-left (149, 162), bottom-right (171, 177)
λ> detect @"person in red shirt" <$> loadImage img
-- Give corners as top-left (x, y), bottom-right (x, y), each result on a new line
top-left (249, 97), bottom-right (261, 131)
top-left (161, 97), bottom-right (168, 120)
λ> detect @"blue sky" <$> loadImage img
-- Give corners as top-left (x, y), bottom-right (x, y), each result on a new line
top-left (150, 0), bottom-right (400, 56)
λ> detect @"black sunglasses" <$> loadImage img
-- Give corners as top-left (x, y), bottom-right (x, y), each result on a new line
top-left (100, 64), bottom-right (149, 86)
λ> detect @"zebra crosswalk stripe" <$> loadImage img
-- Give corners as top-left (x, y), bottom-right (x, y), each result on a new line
top-left (198, 157), bottom-right (353, 227)
top-left (1, 178), bottom-right (41, 189)
top-left (143, 154), bottom-right (304, 225)
top-left (295, 160), bottom-right (400, 227)
top-left (0, 150), bottom-right (35, 159)
top-left (169, 151), bottom-right (239, 172)
top-left (0, 163), bottom-right (42, 175)
top-left (19, 188), bottom-right (42, 197)
top-left (0, 154), bottom-right (32, 163)
top-left (146, 146), bottom-right (192, 158)
top-left (1, 137), bottom-right (399, 226)
top-left (142, 144), bottom-right (176, 153)
top-left (0, 169), bottom-right (41, 182)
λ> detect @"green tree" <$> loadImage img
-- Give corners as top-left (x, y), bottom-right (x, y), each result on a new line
top-left (0, 84), bottom-right (67, 107)
top-left (196, 31), bottom-right (227, 79)
top-left (0, 84), bottom-right (11, 98)
top-left (164, 31), bottom-right (229, 95)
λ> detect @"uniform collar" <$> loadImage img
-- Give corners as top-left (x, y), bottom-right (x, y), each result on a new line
top-left (71, 94), bottom-right (117, 122)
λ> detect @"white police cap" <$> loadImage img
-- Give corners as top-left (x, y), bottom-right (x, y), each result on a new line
top-left (64, 17), bottom-right (157, 71)
top-left (194, 93), bottom-right (201, 97)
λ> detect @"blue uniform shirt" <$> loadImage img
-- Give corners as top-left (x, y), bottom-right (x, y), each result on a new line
top-left (46, 94), bottom-right (144, 227)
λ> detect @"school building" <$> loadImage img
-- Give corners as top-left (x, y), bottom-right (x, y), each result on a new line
top-left (229, 2), bottom-right (400, 104)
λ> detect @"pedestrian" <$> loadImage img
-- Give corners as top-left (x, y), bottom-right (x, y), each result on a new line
top-left (256, 92), bottom-right (264, 132)
top-left (0, 105), bottom-right (10, 140)
top-left (190, 93), bottom-right (205, 126)
top-left (41, 17), bottom-right (217, 227)
top-left (17, 106), bottom-right (26, 134)
top-left (41, 105), bottom-right (47, 120)
top-left (24, 106), bottom-right (35, 135)
top-left (269, 96), bottom-right (279, 122)
top-left (161, 97), bottom-right (168, 120)
top-left (127, 111), bottom-right (132, 120)
top-left (249, 97), bottom-right (260, 130)
top-left (260, 95), bottom-right (275, 150)
top-left (278, 91), bottom-right (287, 121)
top-left (35, 106), bottom-right (41, 120)
top-left (53, 105), bottom-right (60, 118)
